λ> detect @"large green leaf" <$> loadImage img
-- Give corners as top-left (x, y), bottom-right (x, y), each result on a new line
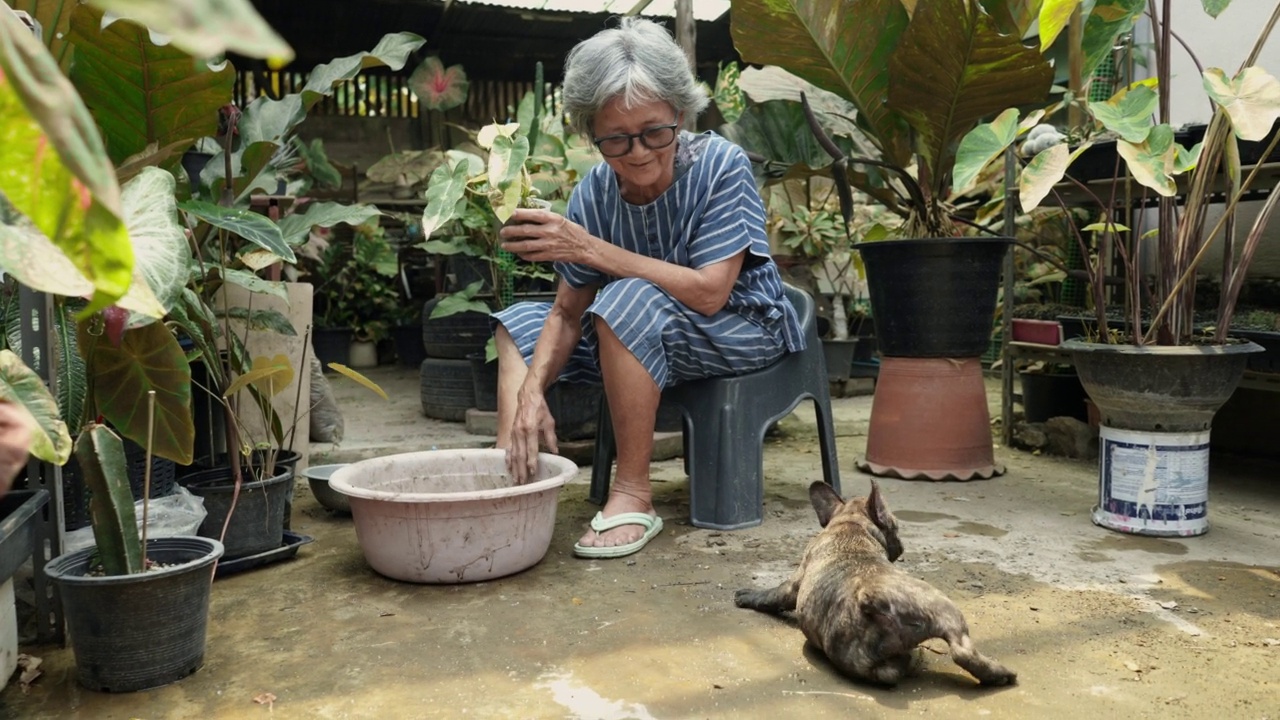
top-left (1201, 0), bottom-right (1232, 18)
top-left (888, 0), bottom-right (1054, 191)
top-left (68, 5), bottom-right (234, 166)
top-left (53, 304), bottom-right (87, 434)
top-left (731, 0), bottom-right (914, 167)
top-left (79, 319), bottom-right (194, 465)
top-left (735, 66), bottom-right (870, 146)
top-left (1118, 124), bottom-right (1177, 196)
top-left (0, 8), bottom-right (132, 315)
top-left (1203, 67), bottom-right (1280, 141)
top-left (90, 0), bottom-right (293, 62)
top-left (1079, 0), bottom-right (1146, 81)
top-left (0, 348), bottom-right (72, 465)
top-left (178, 199), bottom-right (295, 263)
top-left (120, 167), bottom-right (188, 322)
top-left (1019, 142), bottom-right (1069, 210)
top-left (487, 132), bottom-right (530, 224)
top-left (0, 206), bottom-right (92, 298)
top-left (953, 108), bottom-right (1020, 193)
top-left (420, 160), bottom-right (471, 238)
top-left (1090, 84), bottom-right (1159, 142)
top-left (302, 32), bottom-right (423, 101)
top-left (1039, 0), bottom-right (1082, 50)
top-left (220, 268), bottom-right (288, 300)
top-left (979, 0), bottom-right (1044, 37)
top-left (216, 307), bottom-right (296, 336)
top-left (74, 423), bottom-right (143, 575)
top-left (276, 202), bottom-right (382, 247)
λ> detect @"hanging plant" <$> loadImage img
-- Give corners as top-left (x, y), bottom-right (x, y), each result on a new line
top-left (409, 56), bottom-right (469, 112)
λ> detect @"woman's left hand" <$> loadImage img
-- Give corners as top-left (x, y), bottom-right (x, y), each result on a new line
top-left (499, 209), bottom-right (596, 265)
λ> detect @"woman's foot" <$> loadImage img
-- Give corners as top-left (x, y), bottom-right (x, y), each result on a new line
top-left (577, 491), bottom-right (656, 549)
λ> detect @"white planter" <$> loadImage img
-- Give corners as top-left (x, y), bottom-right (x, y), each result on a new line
top-left (348, 340), bottom-right (378, 368)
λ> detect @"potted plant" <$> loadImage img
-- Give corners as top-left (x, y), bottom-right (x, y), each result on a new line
top-left (308, 219), bottom-right (403, 369)
top-left (417, 78), bottom-right (591, 423)
top-left (1009, 0), bottom-right (1280, 536)
top-left (0, 1), bottom-right (288, 691)
top-left (776, 198), bottom-right (863, 384)
top-left (732, 0), bottom-right (1059, 479)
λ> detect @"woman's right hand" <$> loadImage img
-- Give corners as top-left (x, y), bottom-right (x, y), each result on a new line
top-left (507, 385), bottom-right (558, 485)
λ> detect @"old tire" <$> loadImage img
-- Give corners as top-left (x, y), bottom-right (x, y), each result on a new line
top-left (421, 298), bottom-right (491, 360)
top-left (420, 358), bottom-right (475, 421)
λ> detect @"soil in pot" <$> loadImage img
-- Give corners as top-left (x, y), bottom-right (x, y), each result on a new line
top-left (43, 537), bottom-right (224, 692)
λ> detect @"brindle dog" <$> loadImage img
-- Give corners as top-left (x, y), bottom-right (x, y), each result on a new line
top-left (734, 481), bottom-right (1017, 687)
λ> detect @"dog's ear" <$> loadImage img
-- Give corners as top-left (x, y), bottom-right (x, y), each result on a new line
top-left (809, 481), bottom-right (844, 527)
top-left (868, 480), bottom-right (904, 561)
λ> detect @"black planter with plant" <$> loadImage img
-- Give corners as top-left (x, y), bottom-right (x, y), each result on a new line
top-left (733, 0), bottom-right (1055, 480)
top-left (44, 536), bottom-right (224, 693)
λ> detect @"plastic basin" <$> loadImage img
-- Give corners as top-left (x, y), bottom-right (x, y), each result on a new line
top-left (329, 449), bottom-right (577, 584)
top-left (301, 464), bottom-right (352, 513)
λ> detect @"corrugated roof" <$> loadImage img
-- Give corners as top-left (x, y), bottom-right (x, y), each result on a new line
top-left (247, 0), bottom-right (738, 82)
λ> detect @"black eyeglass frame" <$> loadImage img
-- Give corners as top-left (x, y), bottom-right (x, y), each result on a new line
top-left (591, 123), bottom-right (680, 158)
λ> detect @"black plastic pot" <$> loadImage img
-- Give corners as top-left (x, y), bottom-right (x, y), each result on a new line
top-left (1019, 371), bottom-right (1089, 423)
top-left (468, 352), bottom-right (499, 412)
top-left (821, 339), bottom-right (858, 383)
top-left (61, 437), bottom-right (178, 531)
top-left (181, 467), bottom-right (292, 560)
top-left (391, 323), bottom-right (427, 367)
top-left (44, 536), bottom-right (224, 693)
top-left (1229, 329), bottom-right (1280, 373)
top-left (546, 381), bottom-right (602, 441)
top-left (859, 237), bottom-right (1011, 358)
top-left (312, 326), bottom-right (352, 370)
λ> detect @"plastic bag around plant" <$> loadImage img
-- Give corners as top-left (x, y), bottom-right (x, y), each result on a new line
top-left (63, 485), bottom-right (208, 555)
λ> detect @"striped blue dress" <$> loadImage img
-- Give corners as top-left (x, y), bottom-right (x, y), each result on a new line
top-left (492, 131), bottom-right (804, 389)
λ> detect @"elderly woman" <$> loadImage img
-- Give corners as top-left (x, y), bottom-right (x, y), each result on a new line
top-left (493, 17), bottom-right (804, 559)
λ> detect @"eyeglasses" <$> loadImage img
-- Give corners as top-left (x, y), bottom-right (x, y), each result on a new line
top-left (592, 123), bottom-right (679, 158)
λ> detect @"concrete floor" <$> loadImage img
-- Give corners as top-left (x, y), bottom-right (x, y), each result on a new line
top-left (3, 365), bottom-right (1279, 719)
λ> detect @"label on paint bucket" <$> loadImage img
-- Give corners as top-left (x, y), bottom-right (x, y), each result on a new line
top-left (1093, 425), bottom-right (1211, 537)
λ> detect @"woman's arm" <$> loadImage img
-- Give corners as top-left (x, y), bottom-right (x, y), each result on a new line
top-left (499, 212), bottom-right (745, 316)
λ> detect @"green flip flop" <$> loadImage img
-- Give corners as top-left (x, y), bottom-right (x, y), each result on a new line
top-left (573, 511), bottom-right (664, 559)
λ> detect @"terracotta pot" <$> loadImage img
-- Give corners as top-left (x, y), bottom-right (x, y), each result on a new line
top-left (857, 357), bottom-right (1004, 480)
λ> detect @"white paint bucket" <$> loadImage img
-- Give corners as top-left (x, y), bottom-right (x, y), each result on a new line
top-left (1092, 425), bottom-right (1211, 537)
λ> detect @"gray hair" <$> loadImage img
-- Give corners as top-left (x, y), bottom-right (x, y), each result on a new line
top-left (561, 16), bottom-right (709, 139)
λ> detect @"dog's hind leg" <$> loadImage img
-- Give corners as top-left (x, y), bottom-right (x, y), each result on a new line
top-left (945, 632), bottom-right (1017, 686)
top-left (734, 577), bottom-right (799, 615)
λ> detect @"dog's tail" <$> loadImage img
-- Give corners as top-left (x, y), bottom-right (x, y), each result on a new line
top-left (945, 632), bottom-right (1017, 686)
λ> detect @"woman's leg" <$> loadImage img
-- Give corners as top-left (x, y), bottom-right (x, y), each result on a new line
top-left (578, 314), bottom-right (661, 549)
